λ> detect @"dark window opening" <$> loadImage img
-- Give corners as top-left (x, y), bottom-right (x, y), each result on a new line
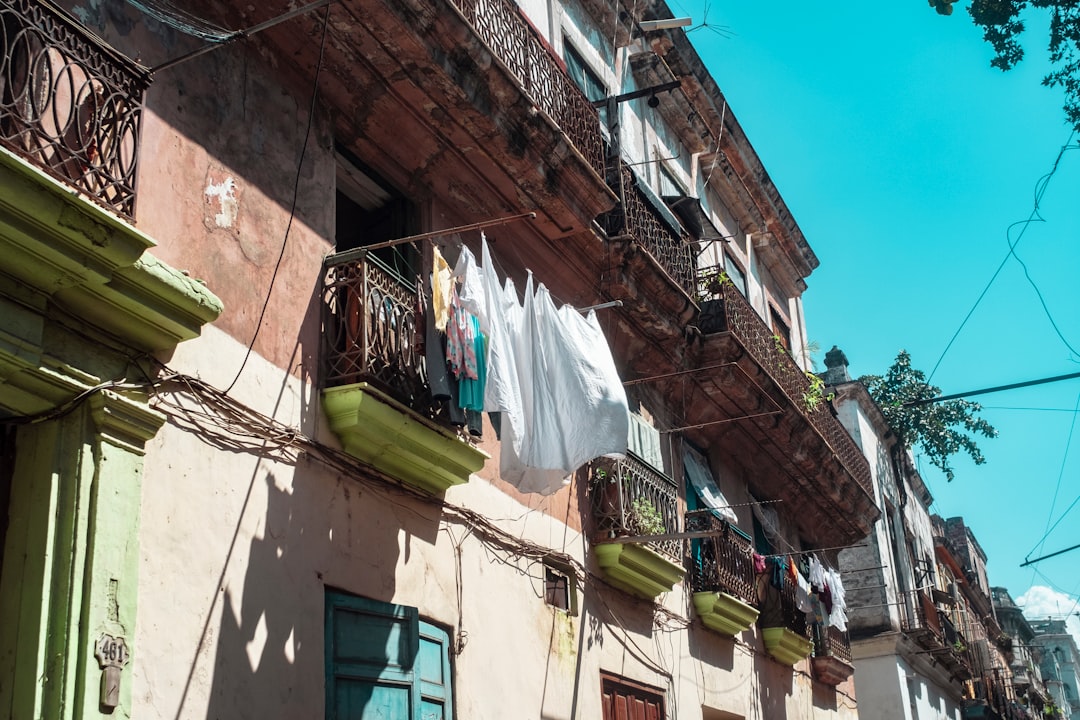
top-left (545, 565), bottom-right (572, 612)
top-left (335, 149), bottom-right (420, 285)
top-left (769, 308), bottom-right (791, 353)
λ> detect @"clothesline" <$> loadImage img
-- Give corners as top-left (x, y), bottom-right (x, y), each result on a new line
top-left (326, 211), bottom-right (537, 267)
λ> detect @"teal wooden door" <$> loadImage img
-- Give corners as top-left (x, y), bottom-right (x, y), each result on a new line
top-left (326, 593), bottom-right (452, 720)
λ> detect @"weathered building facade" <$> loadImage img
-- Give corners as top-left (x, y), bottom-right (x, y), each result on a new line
top-left (828, 353), bottom-right (1043, 720)
top-left (0, 0), bottom-right (880, 718)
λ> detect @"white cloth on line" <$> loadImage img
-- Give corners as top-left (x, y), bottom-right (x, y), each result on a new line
top-left (477, 235), bottom-right (629, 494)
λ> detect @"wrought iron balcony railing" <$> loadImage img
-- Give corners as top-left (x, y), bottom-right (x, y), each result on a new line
top-left (696, 276), bottom-right (873, 496)
top-left (601, 164), bottom-right (696, 297)
top-left (590, 453), bottom-right (681, 563)
top-left (449, 0), bottom-right (603, 177)
top-left (685, 509), bottom-right (756, 607)
top-left (322, 251), bottom-right (434, 413)
top-left (812, 623), bottom-right (852, 663)
top-left (0, 0), bottom-right (148, 219)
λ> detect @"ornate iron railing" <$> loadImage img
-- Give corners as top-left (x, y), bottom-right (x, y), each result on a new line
top-left (591, 453), bottom-right (681, 563)
top-left (696, 277), bottom-right (873, 496)
top-left (685, 509), bottom-right (756, 607)
top-left (450, 0), bottom-right (604, 177)
top-left (322, 251), bottom-right (432, 412)
top-left (0, 0), bottom-right (148, 219)
top-left (601, 164), bottom-right (696, 296)
top-left (813, 623), bottom-right (852, 663)
top-left (778, 568), bottom-right (809, 637)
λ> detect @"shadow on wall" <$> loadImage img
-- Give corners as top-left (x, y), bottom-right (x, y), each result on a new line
top-left (753, 650), bottom-right (793, 720)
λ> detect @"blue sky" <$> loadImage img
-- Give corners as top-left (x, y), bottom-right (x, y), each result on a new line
top-left (672, 1), bottom-right (1080, 623)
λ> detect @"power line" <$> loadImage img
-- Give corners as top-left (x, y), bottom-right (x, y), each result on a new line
top-left (1021, 542), bottom-right (1080, 567)
top-left (902, 370), bottom-right (1080, 407)
top-left (1025, 389), bottom-right (1080, 562)
top-left (223, 5), bottom-right (331, 395)
top-left (926, 131), bottom-right (1077, 386)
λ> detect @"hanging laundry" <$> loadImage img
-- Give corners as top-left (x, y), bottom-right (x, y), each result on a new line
top-left (446, 288), bottom-right (479, 382)
top-left (753, 553), bottom-right (767, 575)
top-left (808, 554), bottom-right (827, 592)
top-left (431, 245), bottom-right (453, 331)
top-left (795, 568), bottom-right (814, 613)
top-left (474, 236), bottom-right (629, 494)
top-left (827, 567), bottom-right (848, 632)
top-left (452, 242), bottom-right (486, 332)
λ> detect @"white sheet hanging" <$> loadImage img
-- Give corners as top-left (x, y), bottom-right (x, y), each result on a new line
top-left (476, 236), bottom-right (629, 494)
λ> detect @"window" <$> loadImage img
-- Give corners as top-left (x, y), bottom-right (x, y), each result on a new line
top-left (335, 148), bottom-right (420, 284)
top-left (544, 563), bottom-right (578, 614)
top-left (769, 307), bottom-right (791, 352)
top-left (601, 674), bottom-right (665, 720)
top-left (325, 592), bottom-right (453, 720)
top-left (564, 42), bottom-right (606, 103)
top-left (723, 252), bottom-right (747, 296)
top-left (657, 163), bottom-right (683, 198)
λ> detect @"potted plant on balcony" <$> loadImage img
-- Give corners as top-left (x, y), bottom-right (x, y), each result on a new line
top-left (591, 465), bottom-right (686, 601)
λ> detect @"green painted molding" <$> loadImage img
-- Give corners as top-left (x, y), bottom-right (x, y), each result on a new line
top-left (762, 626), bottom-right (813, 665)
top-left (322, 382), bottom-right (488, 495)
top-left (0, 146), bottom-right (223, 354)
top-left (693, 591), bottom-right (760, 636)
top-left (593, 542), bottom-right (686, 599)
top-left (89, 390), bottom-right (165, 454)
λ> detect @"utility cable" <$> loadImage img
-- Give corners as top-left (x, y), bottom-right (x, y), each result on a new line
top-left (1024, 388), bottom-right (1080, 563)
top-left (223, 5), bottom-right (330, 395)
top-left (926, 131), bottom-right (1076, 386)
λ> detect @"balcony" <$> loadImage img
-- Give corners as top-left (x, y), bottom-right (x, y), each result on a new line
top-left (599, 164), bottom-right (698, 376)
top-left (0, 0), bottom-right (148, 219)
top-left (901, 589), bottom-right (974, 682)
top-left (686, 510), bottom-right (759, 636)
top-left (812, 624), bottom-right (855, 686)
top-left (687, 277), bottom-right (878, 547)
top-left (590, 454), bottom-right (685, 600)
top-left (449, 0), bottom-right (603, 178)
top-left (321, 252), bottom-right (487, 495)
top-left (758, 562), bottom-right (812, 665)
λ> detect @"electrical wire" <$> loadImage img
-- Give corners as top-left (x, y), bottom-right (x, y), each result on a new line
top-left (926, 131), bottom-right (1077, 386)
top-left (223, 5), bottom-right (331, 395)
top-left (1025, 388), bottom-right (1080, 563)
top-left (126, 0), bottom-right (234, 42)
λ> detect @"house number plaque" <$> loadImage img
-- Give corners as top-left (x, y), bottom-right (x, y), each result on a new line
top-left (94, 634), bottom-right (129, 710)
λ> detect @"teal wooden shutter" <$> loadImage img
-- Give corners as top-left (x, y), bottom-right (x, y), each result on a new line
top-left (417, 621), bottom-right (452, 720)
top-left (326, 592), bottom-right (453, 720)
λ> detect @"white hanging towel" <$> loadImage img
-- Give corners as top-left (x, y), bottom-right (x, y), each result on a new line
top-left (452, 242), bottom-right (486, 332)
top-left (476, 236), bottom-right (629, 494)
top-left (827, 567), bottom-right (849, 632)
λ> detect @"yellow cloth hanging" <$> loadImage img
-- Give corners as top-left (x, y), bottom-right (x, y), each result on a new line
top-left (432, 246), bottom-right (453, 331)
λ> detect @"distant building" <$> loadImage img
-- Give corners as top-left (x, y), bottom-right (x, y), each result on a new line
top-left (1031, 619), bottom-right (1080, 718)
top-left (993, 586), bottom-right (1055, 718)
top-left (828, 350), bottom-right (1025, 720)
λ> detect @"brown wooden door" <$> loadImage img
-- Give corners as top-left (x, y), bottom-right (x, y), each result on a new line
top-left (601, 674), bottom-right (665, 720)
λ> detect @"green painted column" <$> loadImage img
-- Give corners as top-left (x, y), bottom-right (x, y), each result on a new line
top-left (0, 390), bottom-right (163, 720)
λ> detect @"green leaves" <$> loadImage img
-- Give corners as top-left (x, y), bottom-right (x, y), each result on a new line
top-left (859, 350), bottom-right (997, 482)
top-left (963, 1), bottom-right (1080, 130)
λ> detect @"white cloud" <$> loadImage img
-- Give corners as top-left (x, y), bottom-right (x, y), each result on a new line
top-left (1017, 585), bottom-right (1080, 651)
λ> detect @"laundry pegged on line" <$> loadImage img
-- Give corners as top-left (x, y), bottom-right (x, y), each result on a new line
top-left (471, 234), bottom-right (629, 495)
